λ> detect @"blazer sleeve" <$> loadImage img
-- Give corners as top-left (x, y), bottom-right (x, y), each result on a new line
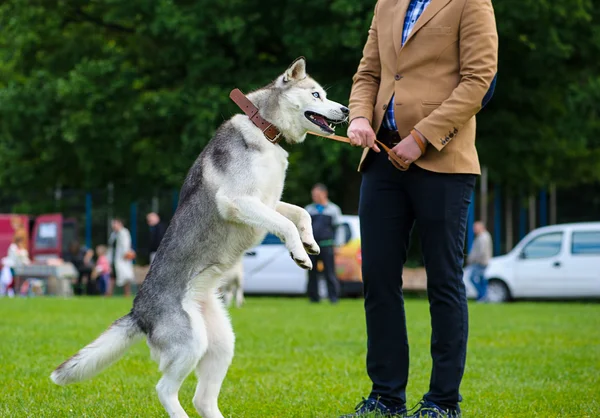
top-left (414, 0), bottom-right (498, 151)
top-left (348, 1), bottom-right (381, 124)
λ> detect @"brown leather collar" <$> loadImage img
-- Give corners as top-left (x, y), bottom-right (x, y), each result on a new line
top-left (229, 88), bottom-right (415, 171)
top-left (229, 88), bottom-right (282, 144)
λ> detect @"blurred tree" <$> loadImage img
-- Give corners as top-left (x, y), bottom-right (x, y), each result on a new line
top-left (0, 0), bottom-right (598, 212)
top-left (0, 0), bottom-right (371, 208)
top-left (479, 0), bottom-right (600, 192)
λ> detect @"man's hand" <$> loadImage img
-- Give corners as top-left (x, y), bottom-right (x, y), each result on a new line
top-left (391, 133), bottom-right (423, 165)
top-left (347, 117), bottom-right (380, 152)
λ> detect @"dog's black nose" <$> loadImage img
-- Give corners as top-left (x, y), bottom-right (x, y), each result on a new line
top-left (340, 106), bottom-right (349, 115)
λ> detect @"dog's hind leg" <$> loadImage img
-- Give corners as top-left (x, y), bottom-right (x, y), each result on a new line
top-left (221, 288), bottom-right (233, 308)
top-left (151, 304), bottom-right (208, 418)
top-left (275, 201), bottom-right (320, 256)
top-left (193, 292), bottom-right (235, 418)
top-left (218, 195), bottom-right (312, 270)
top-left (232, 268), bottom-right (244, 308)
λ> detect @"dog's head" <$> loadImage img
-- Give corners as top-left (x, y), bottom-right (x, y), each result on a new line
top-left (268, 57), bottom-right (349, 143)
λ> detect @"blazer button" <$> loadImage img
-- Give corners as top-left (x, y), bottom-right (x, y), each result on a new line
top-left (395, 74), bottom-right (403, 81)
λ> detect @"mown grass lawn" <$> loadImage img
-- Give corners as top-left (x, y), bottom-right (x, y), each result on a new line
top-left (0, 296), bottom-right (599, 417)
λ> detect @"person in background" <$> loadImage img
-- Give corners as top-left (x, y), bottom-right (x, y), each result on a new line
top-left (94, 245), bottom-right (111, 296)
top-left (467, 221), bottom-right (493, 302)
top-left (304, 183), bottom-right (343, 304)
top-left (6, 228), bottom-right (31, 295)
top-left (64, 240), bottom-right (94, 295)
top-left (106, 218), bottom-right (135, 297)
top-left (146, 212), bottom-right (167, 265)
top-left (0, 257), bottom-right (15, 297)
top-left (7, 232), bottom-right (30, 267)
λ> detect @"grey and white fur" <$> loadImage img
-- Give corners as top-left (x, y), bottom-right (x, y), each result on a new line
top-left (50, 57), bottom-right (348, 418)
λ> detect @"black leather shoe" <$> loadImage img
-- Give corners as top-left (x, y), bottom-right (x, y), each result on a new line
top-left (407, 400), bottom-right (461, 417)
top-left (340, 397), bottom-right (407, 417)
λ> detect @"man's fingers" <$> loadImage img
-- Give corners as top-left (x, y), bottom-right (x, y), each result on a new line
top-left (348, 131), bottom-right (360, 146)
top-left (395, 149), bottom-right (410, 164)
top-left (368, 132), bottom-right (380, 152)
top-left (367, 137), bottom-right (380, 153)
top-left (353, 130), bottom-right (368, 147)
top-left (350, 128), bottom-right (384, 149)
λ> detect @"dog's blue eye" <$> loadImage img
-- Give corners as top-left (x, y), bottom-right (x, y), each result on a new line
top-left (312, 92), bottom-right (320, 99)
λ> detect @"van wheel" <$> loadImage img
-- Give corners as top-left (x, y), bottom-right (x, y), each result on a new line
top-left (486, 279), bottom-right (511, 303)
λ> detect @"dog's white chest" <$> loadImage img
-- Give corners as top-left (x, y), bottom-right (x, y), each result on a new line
top-left (254, 148), bottom-right (288, 206)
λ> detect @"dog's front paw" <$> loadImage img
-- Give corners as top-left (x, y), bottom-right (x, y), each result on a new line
top-left (290, 252), bottom-right (313, 270)
top-left (303, 240), bottom-right (320, 255)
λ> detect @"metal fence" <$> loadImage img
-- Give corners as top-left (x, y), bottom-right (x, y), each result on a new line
top-left (1, 180), bottom-right (599, 265)
top-left (0, 186), bottom-right (180, 265)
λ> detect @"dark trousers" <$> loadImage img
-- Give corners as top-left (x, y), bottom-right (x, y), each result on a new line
top-left (358, 149), bottom-right (475, 409)
top-left (75, 266), bottom-right (93, 295)
top-left (307, 246), bottom-right (340, 302)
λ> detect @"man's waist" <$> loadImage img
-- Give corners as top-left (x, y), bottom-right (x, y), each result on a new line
top-left (317, 239), bottom-right (335, 247)
top-left (377, 126), bottom-right (402, 147)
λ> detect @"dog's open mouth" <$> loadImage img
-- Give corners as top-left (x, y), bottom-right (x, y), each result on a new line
top-left (305, 111), bottom-right (340, 134)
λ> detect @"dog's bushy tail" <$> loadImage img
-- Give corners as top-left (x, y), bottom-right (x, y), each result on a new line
top-left (50, 313), bottom-right (143, 385)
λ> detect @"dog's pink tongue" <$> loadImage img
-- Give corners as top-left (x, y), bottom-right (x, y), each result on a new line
top-left (313, 115), bottom-right (327, 124)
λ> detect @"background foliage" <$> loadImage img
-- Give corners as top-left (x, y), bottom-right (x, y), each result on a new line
top-left (1, 0), bottom-right (599, 211)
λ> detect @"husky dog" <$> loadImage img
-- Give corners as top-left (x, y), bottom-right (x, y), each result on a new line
top-left (220, 261), bottom-right (244, 309)
top-left (50, 57), bottom-right (348, 418)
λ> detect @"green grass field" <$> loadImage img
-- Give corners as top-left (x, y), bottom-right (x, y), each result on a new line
top-left (1, 296), bottom-right (599, 417)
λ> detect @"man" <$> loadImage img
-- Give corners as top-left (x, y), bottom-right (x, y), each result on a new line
top-left (467, 221), bottom-right (493, 302)
top-left (304, 183), bottom-right (343, 304)
top-left (63, 240), bottom-right (94, 295)
top-left (146, 212), bottom-right (167, 264)
top-left (343, 0), bottom-right (498, 416)
top-left (106, 218), bottom-right (135, 297)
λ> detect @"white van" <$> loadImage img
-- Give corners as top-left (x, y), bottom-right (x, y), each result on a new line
top-left (464, 222), bottom-right (600, 302)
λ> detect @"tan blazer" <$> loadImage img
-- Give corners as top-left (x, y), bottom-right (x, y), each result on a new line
top-left (349, 0), bottom-right (498, 174)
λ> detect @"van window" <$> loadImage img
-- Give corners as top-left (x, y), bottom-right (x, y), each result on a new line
top-left (571, 231), bottom-right (600, 255)
top-left (35, 222), bottom-right (58, 249)
top-left (522, 232), bottom-right (563, 259)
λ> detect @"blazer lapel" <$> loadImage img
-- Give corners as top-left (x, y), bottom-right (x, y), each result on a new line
top-left (401, 0), bottom-right (452, 49)
top-left (393, 0), bottom-right (411, 56)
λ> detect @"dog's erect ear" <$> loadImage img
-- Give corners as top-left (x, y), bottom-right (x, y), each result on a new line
top-left (282, 57), bottom-right (306, 83)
